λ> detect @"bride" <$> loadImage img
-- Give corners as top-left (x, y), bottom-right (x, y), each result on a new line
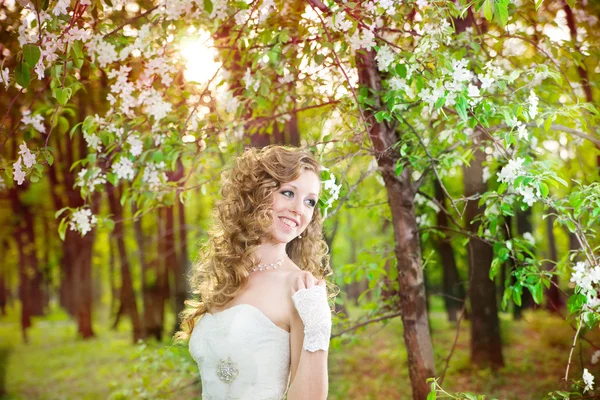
top-left (177, 145), bottom-right (335, 400)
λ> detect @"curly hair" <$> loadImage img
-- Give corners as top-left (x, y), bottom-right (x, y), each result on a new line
top-left (175, 145), bottom-right (334, 341)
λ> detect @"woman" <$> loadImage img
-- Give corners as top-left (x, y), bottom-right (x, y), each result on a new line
top-left (177, 145), bottom-right (336, 400)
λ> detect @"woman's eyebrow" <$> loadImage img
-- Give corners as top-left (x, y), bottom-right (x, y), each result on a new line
top-left (286, 184), bottom-right (319, 197)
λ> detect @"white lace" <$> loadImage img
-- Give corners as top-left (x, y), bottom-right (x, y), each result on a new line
top-left (291, 285), bottom-right (332, 352)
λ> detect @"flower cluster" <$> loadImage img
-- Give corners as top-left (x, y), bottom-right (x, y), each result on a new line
top-left (496, 157), bottom-right (541, 207)
top-left (69, 208), bottom-right (97, 236)
top-left (319, 167), bottom-right (342, 217)
top-left (570, 261), bottom-right (600, 310)
top-left (583, 368), bottom-right (594, 393)
top-left (75, 167), bottom-right (107, 193)
top-left (12, 141), bottom-right (37, 185)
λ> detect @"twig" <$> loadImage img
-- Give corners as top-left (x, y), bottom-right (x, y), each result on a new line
top-left (331, 311), bottom-right (402, 338)
top-left (103, 5), bottom-right (160, 38)
top-left (564, 315), bottom-right (583, 383)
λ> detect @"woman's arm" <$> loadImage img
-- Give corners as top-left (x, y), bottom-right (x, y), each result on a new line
top-left (287, 308), bottom-right (329, 399)
top-left (286, 273), bottom-right (330, 400)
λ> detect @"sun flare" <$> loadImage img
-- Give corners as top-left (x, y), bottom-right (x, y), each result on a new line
top-left (179, 29), bottom-right (222, 84)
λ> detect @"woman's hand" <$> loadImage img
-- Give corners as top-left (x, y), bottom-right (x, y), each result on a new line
top-left (291, 272), bottom-right (331, 352)
top-left (291, 271), bottom-right (325, 294)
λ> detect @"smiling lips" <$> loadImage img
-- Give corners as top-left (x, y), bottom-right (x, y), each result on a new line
top-left (279, 217), bottom-right (298, 229)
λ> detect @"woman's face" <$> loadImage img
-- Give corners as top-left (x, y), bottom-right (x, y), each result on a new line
top-left (269, 168), bottom-right (320, 244)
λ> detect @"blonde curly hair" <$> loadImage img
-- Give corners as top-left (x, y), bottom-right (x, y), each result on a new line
top-left (175, 145), bottom-right (334, 341)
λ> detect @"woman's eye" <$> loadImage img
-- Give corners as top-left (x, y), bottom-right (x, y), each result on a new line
top-left (281, 190), bottom-right (293, 198)
top-left (307, 199), bottom-right (317, 208)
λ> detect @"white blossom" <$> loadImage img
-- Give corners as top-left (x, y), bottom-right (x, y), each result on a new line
top-left (127, 134), bottom-right (143, 157)
top-left (583, 368), bottom-right (594, 393)
top-left (516, 122), bottom-right (529, 141)
top-left (0, 176), bottom-right (5, 190)
top-left (84, 132), bottom-right (102, 152)
top-left (112, 157), bottom-right (135, 180)
top-left (86, 35), bottom-right (118, 68)
top-left (18, 141), bottom-right (36, 168)
top-left (21, 110), bottom-right (45, 134)
top-left (69, 208), bottom-right (97, 236)
top-left (416, 0), bottom-right (428, 9)
top-left (516, 184), bottom-right (537, 206)
top-left (234, 10), bottom-right (249, 25)
top-left (349, 28), bottom-right (376, 51)
top-left (331, 12), bottom-right (353, 32)
top-left (375, 45), bottom-right (395, 72)
top-left (467, 83), bottom-right (481, 106)
top-left (13, 157), bottom-right (26, 185)
top-left (528, 89), bottom-right (539, 120)
top-left (592, 350), bottom-right (600, 365)
top-left (142, 89), bottom-right (173, 122)
top-left (522, 232), bottom-right (535, 244)
top-left (479, 73), bottom-right (494, 90)
top-left (482, 166), bottom-right (491, 183)
top-left (243, 68), bottom-right (260, 92)
top-left (34, 59), bottom-right (45, 80)
top-left (377, 0), bottom-right (396, 15)
top-left (0, 68), bottom-right (9, 89)
top-left (52, 0), bottom-right (69, 16)
top-left (75, 167), bottom-right (107, 192)
top-left (497, 157), bottom-right (525, 185)
top-left (570, 261), bottom-right (594, 294)
top-left (142, 161), bottom-right (166, 190)
top-left (389, 77), bottom-right (415, 98)
top-left (451, 59), bottom-right (472, 83)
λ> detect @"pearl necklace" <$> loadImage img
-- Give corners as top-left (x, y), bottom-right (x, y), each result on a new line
top-left (251, 257), bottom-right (285, 273)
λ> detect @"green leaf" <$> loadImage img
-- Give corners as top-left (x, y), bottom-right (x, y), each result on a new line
top-left (395, 160), bottom-right (404, 176)
top-left (44, 152), bottom-right (54, 166)
top-left (539, 182), bottom-right (549, 198)
top-left (583, 311), bottom-right (600, 330)
top-left (427, 390), bottom-right (437, 400)
top-left (70, 122), bottom-right (82, 139)
top-left (53, 87), bottom-right (72, 106)
top-left (15, 62), bottom-right (30, 88)
top-left (535, 0), bottom-right (544, 10)
top-left (103, 218), bottom-right (115, 232)
top-left (58, 217), bottom-right (68, 241)
top-left (512, 284), bottom-right (522, 307)
top-left (494, 0), bottom-right (509, 26)
top-left (55, 207), bottom-right (70, 218)
top-left (23, 44), bottom-right (41, 68)
top-left (529, 280), bottom-right (544, 305)
top-left (566, 0), bottom-right (575, 8)
top-left (314, 54), bottom-right (325, 65)
top-left (565, 219), bottom-right (576, 233)
top-left (456, 95), bottom-right (468, 121)
top-left (483, 0), bottom-right (493, 20)
top-left (203, 0), bottom-right (213, 14)
top-left (567, 293), bottom-right (587, 313)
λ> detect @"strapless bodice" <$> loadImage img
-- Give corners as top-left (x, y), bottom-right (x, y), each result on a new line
top-left (189, 304), bottom-right (291, 400)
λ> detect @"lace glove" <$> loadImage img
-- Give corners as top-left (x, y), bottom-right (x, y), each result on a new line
top-left (291, 285), bottom-right (332, 352)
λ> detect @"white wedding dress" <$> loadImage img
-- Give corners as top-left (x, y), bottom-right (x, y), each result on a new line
top-left (189, 304), bottom-right (291, 400)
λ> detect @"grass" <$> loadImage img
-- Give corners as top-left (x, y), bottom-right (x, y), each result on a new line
top-left (1, 299), bottom-right (599, 399)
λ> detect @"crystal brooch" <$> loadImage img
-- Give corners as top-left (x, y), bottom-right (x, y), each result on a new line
top-left (216, 357), bottom-right (239, 384)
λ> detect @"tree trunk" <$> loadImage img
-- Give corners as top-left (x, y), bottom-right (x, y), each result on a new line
top-left (434, 180), bottom-right (465, 322)
top-left (107, 184), bottom-right (143, 342)
top-left (464, 141), bottom-right (504, 368)
top-left (357, 49), bottom-right (435, 399)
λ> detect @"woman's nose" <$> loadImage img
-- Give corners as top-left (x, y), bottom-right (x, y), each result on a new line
top-left (290, 197), bottom-right (303, 214)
